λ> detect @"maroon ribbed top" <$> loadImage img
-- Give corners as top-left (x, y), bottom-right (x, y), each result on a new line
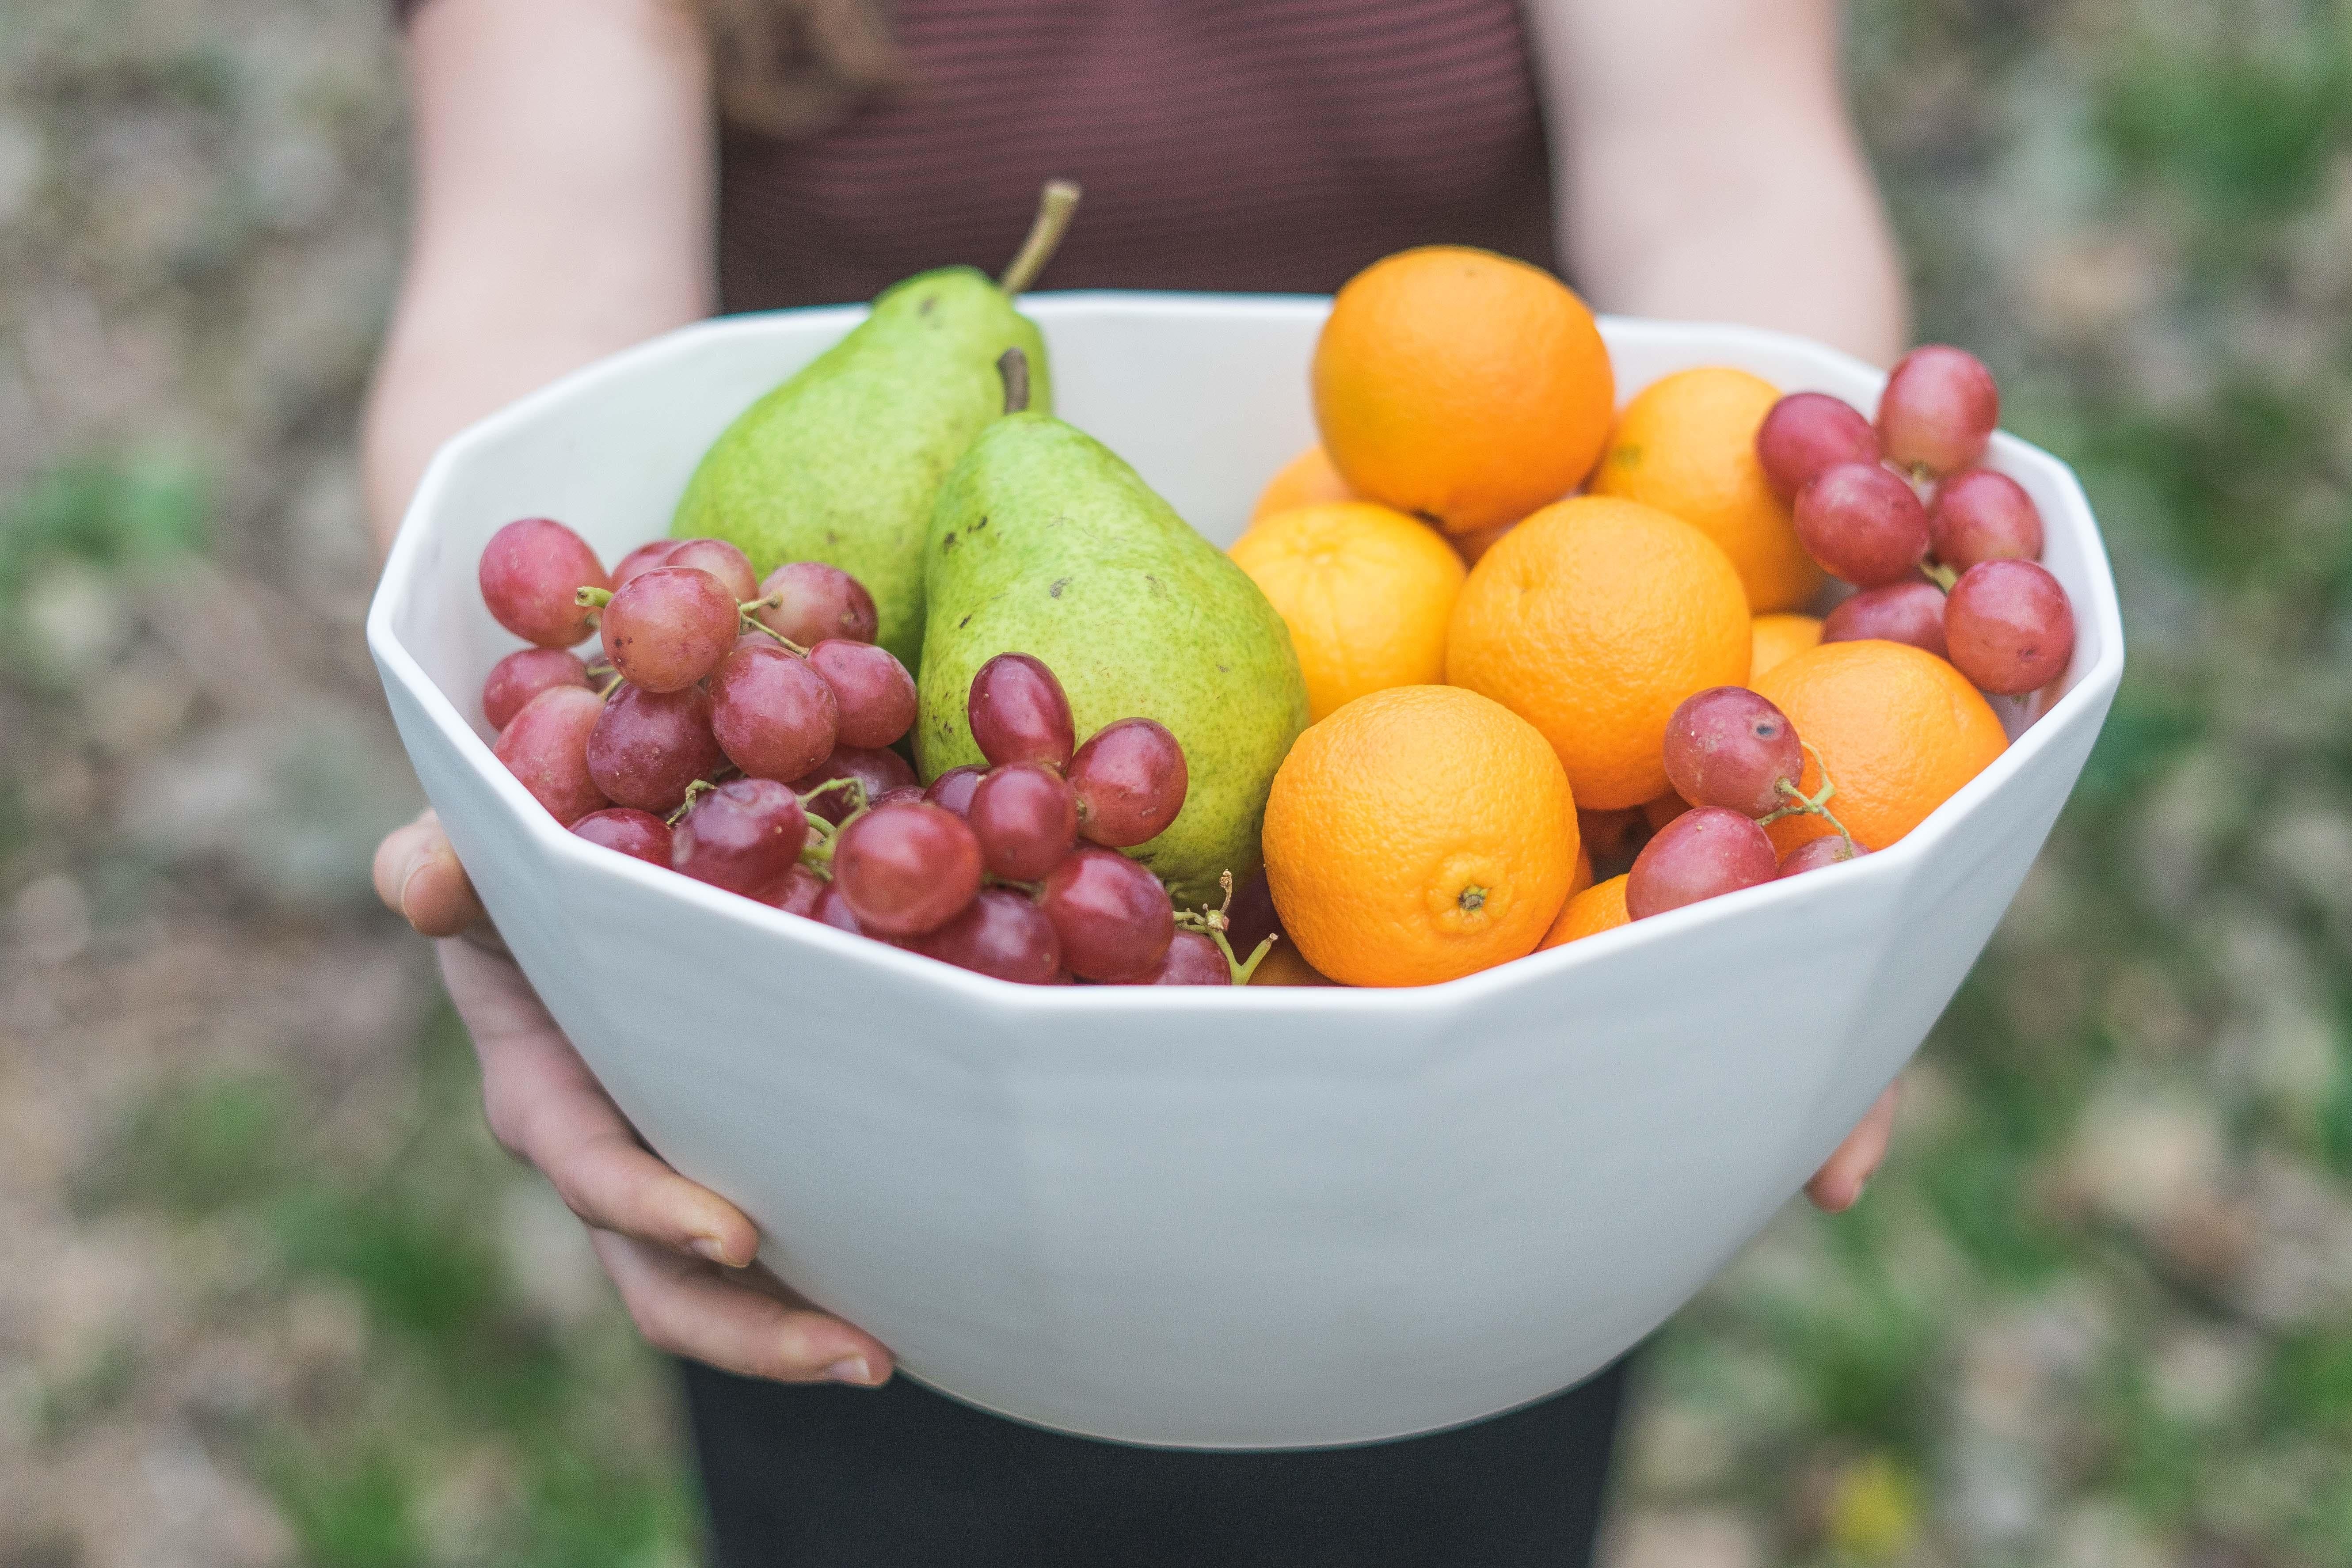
top-left (400, 0), bottom-right (1559, 310)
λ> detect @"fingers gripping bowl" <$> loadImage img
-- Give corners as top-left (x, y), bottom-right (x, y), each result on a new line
top-left (368, 296), bottom-right (2123, 1448)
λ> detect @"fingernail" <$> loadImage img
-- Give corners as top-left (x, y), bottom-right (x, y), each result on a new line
top-left (691, 1235), bottom-right (737, 1267)
top-left (824, 1356), bottom-right (873, 1386)
top-left (396, 842), bottom-right (435, 919)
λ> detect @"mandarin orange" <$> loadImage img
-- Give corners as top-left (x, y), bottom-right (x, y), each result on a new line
top-left (1262, 685), bottom-right (1577, 986)
top-left (1751, 639), bottom-right (2008, 856)
top-left (1540, 874), bottom-right (1630, 950)
top-left (1312, 247), bottom-right (1612, 535)
top-left (1446, 496), bottom-right (1750, 809)
top-left (1249, 445), bottom-right (1357, 527)
top-left (1591, 367), bottom-right (1824, 612)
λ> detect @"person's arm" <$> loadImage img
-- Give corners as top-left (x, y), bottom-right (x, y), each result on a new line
top-left (367, 0), bottom-right (891, 1385)
top-left (363, 0), bottom-right (718, 548)
top-left (1523, 0), bottom-right (1908, 365)
top-left (1526, 0), bottom-right (1905, 1208)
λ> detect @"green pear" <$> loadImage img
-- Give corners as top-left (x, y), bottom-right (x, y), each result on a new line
top-left (917, 373), bottom-right (1310, 910)
top-left (669, 185), bottom-right (1079, 669)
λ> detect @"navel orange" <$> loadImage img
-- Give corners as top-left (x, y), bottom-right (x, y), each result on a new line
top-left (1312, 247), bottom-right (1613, 535)
top-left (1751, 639), bottom-right (2009, 856)
top-left (1262, 685), bottom-right (1577, 987)
top-left (1446, 496), bottom-right (1751, 809)
top-left (1229, 502), bottom-right (1466, 723)
top-left (1591, 367), bottom-right (1825, 612)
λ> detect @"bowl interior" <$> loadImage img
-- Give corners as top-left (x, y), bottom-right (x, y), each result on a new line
top-left (370, 295), bottom-right (2124, 1000)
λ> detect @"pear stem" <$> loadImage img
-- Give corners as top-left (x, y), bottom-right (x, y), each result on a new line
top-left (998, 179), bottom-right (1081, 296)
top-left (997, 348), bottom-right (1031, 415)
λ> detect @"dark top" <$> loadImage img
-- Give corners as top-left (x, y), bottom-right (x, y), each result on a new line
top-left (398, 0), bottom-right (1559, 309)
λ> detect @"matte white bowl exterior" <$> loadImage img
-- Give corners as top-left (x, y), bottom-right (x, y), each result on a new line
top-left (369, 296), bottom-right (2124, 1448)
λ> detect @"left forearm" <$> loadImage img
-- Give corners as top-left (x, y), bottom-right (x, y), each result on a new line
top-left (1525, 0), bottom-right (1909, 366)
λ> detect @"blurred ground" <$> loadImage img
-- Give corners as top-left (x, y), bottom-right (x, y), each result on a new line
top-left (1, 0), bottom-right (2348, 1564)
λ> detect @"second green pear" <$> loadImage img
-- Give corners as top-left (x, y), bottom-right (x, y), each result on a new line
top-left (670, 267), bottom-right (1050, 668)
top-left (917, 414), bottom-right (1311, 910)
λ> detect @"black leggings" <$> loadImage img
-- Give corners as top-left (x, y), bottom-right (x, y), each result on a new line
top-left (683, 1358), bottom-right (1629, 1567)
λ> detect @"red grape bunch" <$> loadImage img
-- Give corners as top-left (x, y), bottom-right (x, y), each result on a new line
top-left (474, 523), bottom-right (1260, 987)
top-left (1756, 345), bottom-right (2078, 699)
top-left (838, 651), bottom-right (1268, 987)
top-left (1626, 686), bottom-right (1865, 920)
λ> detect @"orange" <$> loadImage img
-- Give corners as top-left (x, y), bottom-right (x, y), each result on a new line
top-left (1591, 367), bottom-right (1824, 612)
top-left (1752, 639), bottom-right (2008, 856)
top-left (1568, 842), bottom-right (1594, 901)
top-left (1751, 612), bottom-right (1823, 679)
top-left (1229, 502), bottom-right (1466, 723)
top-left (1263, 685), bottom-right (1577, 986)
top-left (1250, 445), bottom-right (1356, 526)
top-left (1539, 875), bottom-right (1629, 950)
top-left (1446, 496), bottom-right (1750, 810)
top-left (1247, 943), bottom-right (1336, 987)
top-left (1312, 247), bottom-right (1613, 535)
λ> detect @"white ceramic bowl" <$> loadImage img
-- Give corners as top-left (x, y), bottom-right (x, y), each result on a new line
top-left (369, 295), bottom-right (2124, 1449)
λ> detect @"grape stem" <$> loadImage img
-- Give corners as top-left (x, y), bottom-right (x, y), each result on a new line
top-left (575, 586), bottom-right (614, 609)
top-left (1921, 559), bottom-right (1960, 592)
top-left (1756, 739), bottom-right (1857, 849)
top-left (1175, 869), bottom-right (1282, 985)
top-left (737, 597), bottom-right (811, 655)
top-left (666, 778), bottom-right (716, 827)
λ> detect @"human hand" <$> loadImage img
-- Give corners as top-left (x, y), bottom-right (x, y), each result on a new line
top-left (372, 811), bottom-right (892, 1385)
top-left (1804, 1083), bottom-right (1898, 1213)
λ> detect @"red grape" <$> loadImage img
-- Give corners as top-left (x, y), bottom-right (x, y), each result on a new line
top-left (1625, 807), bottom-right (1777, 918)
top-left (1777, 836), bottom-right (1866, 878)
top-left (1794, 463), bottom-right (1930, 586)
top-left (1821, 580), bottom-right (1949, 658)
top-left (493, 685), bottom-right (609, 824)
top-left (1755, 392), bottom-right (1880, 501)
top-left (483, 647), bottom-right (590, 731)
top-left (1877, 345), bottom-right (2000, 476)
top-left (832, 802), bottom-right (984, 936)
top-left (872, 785), bottom-right (927, 807)
top-left (808, 639), bottom-right (917, 748)
top-left (755, 561), bottom-right (879, 647)
top-left (1109, 929), bottom-right (1233, 986)
top-left (709, 643), bottom-right (838, 782)
top-left (791, 746), bottom-right (917, 825)
top-left (812, 883), bottom-right (870, 935)
top-left (586, 682), bottom-right (723, 813)
top-left (904, 887), bottom-right (1065, 984)
top-left (673, 778), bottom-right (809, 901)
top-left (480, 517), bottom-right (609, 648)
top-left (1945, 559), bottom-right (2075, 694)
top-left (665, 537), bottom-right (759, 604)
top-left (611, 539), bottom-right (678, 589)
top-left (1042, 848), bottom-right (1175, 981)
top-left (770, 863), bottom-right (828, 917)
top-left (968, 762), bottom-right (1079, 881)
top-left (571, 807), bottom-right (672, 866)
top-left (968, 653), bottom-right (1076, 769)
top-left (1662, 687), bottom-right (1804, 817)
top-left (1927, 467), bottom-right (2044, 570)
top-left (924, 765), bottom-right (988, 817)
top-left (599, 566), bottom-right (739, 692)
top-left (1068, 719), bottom-right (1187, 848)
